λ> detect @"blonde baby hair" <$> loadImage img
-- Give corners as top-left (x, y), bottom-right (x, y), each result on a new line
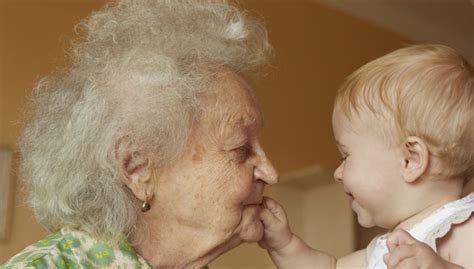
top-left (335, 44), bottom-right (473, 181)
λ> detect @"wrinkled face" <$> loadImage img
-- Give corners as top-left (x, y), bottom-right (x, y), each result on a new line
top-left (154, 72), bottom-right (278, 244)
top-left (332, 107), bottom-right (405, 228)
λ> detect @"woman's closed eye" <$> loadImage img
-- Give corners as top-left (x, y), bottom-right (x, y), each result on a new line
top-left (232, 143), bottom-right (252, 161)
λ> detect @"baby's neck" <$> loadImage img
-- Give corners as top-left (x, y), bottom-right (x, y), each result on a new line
top-left (393, 178), bottom-right (464, 231)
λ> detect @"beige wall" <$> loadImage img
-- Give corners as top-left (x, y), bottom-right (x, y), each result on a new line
top-left (0, 2), bottom-right (6, 140)
top-left (3, 0), bottom-right (462, 268)
top-left (246, 0), bottom-right (407, 173)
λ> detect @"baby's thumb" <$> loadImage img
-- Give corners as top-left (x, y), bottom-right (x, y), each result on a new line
top-left (386, 229), bottom-right (416, 252)
top-left (262, 197), bottom-right (287, 222)
top-left (259, 207), bottom-right (278, 229)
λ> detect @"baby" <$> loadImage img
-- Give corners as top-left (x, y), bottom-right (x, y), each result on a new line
top-left (259, 44), bottom-right (473, 269)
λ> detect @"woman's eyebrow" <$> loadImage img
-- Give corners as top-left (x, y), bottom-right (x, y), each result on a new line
top-left (233, 114), bottom-right (263, 131)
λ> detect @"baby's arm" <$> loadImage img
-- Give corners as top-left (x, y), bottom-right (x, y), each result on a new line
top-left (385, 229), bottom-right (464, 269)
top-left (258, 197), bottom-right (366, 269)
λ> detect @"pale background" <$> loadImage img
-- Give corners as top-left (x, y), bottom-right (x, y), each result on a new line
top-left (0, 0), bottom-right (473, 268)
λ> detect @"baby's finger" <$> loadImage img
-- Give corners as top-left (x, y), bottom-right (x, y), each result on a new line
top-left (384, 244), bottom-right (416, 269)
top-left (386, 229), bottom-right (417, 252)
top-left (394, 258), bottom-right (418, 269)
top-left (262, 197), bottom-right (288, 223)
top-left (259, 207), bottom-right (280, 229)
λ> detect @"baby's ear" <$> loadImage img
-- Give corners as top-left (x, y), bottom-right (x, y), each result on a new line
top-left (114, 135), bottom-right (154, 201)
top-left (401, 136), bottom-right (429, 183)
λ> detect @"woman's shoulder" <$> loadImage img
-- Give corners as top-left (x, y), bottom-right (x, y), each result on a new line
top-left (0, 230), bottom-right (66, 268)
top-left (2, 227), bottom-right (153, 269)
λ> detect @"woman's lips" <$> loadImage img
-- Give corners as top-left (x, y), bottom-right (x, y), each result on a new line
top-left (243, 196), bottom-right (263, 206)
top-left (242, 182), bottom-right (265, 206)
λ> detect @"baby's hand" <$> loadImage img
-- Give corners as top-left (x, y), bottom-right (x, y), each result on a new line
top-left (258, 197), bottom-right (293, 252)
top-left (384, 229), bottom-right (462, 269)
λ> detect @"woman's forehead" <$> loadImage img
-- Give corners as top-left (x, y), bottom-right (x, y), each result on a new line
top-left (203, 73), bottom-right (263, 129)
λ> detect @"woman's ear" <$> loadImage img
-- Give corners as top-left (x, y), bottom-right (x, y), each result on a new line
top-left (401, 136), bottom-right (429, 183)
top-left (114, 136), bottom-right (154, 201)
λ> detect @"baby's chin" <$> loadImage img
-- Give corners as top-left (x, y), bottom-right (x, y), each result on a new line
top-left (356, 212), bottom-right (376, 228)
top-left (237, 204), bottom-right (264, 242)
top-left (352, 202), bottom-right (376, 228)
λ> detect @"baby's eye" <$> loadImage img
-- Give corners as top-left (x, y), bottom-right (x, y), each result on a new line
top-left (340, 155), bottom-right (348, 162)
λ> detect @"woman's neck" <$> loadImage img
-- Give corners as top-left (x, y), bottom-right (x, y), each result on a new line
top-left (131, 219), bottom-right (241, 269)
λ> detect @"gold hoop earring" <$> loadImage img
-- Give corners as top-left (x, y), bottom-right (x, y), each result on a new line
top-left (141, 200), bottom-right (151, 212)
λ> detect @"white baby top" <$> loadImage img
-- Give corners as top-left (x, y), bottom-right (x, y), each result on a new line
top-left (366, 192), bottom-right (474, 269)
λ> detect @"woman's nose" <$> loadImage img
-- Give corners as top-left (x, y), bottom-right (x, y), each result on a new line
top-left (254, 153), bottom-right (278, 185)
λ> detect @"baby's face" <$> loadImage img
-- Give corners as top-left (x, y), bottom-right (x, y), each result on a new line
top-left (332, 107), bottom-right (407, 229)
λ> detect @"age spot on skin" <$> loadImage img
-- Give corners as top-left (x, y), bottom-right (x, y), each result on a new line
top-left (192, 143), bottom-right (207, 163)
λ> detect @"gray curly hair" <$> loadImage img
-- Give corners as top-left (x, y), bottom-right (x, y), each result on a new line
top-left (19, 0), bottom-right (272, 241)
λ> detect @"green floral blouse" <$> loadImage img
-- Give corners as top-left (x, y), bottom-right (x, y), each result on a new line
top-left (1, 227), bottom-right (151, 268)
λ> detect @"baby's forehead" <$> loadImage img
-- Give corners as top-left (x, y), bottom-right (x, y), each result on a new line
top-left (333, 105), bottom-right (384, 127)
top-left (334, 107), bottom-right (396, 143)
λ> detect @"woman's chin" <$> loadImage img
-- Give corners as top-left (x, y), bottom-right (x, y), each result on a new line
top-left (237, 204), bottom-right (264, 242)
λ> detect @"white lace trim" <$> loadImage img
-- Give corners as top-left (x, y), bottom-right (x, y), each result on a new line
top-left (366, 193), bottom-right (474, 269)
top-left (424, 208), bottom-right (473, 250)
top-left (410, 193), bottom-right (474, 250)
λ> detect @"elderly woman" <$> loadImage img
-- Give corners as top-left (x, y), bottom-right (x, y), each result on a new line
top-left (1, 0), bottom-right (278, 268)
